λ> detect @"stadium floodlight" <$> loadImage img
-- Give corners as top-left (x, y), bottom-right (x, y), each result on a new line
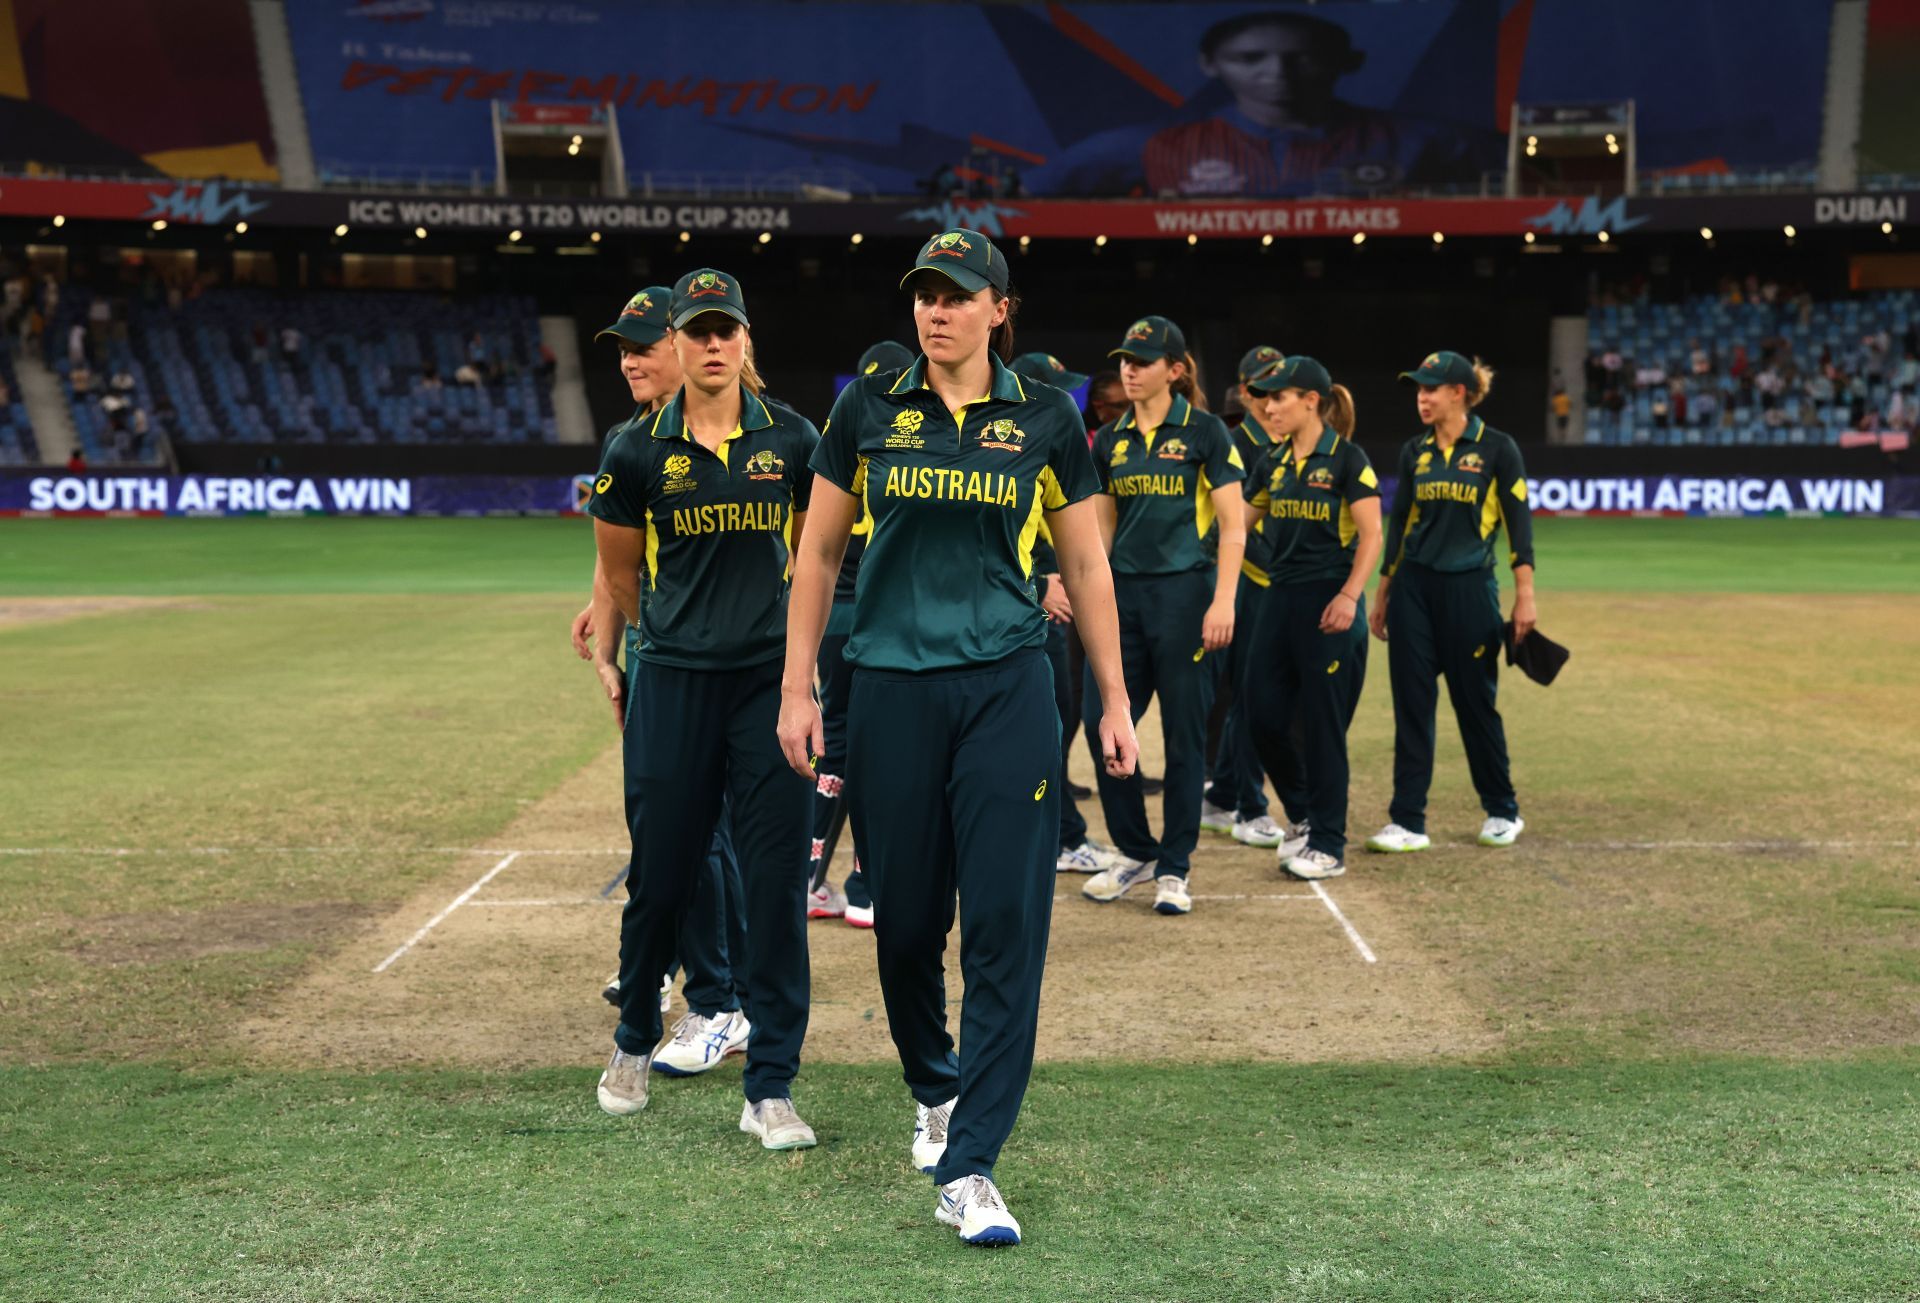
top-left (758, 231), bottom-right (772, 245)
top-left (414, 226), bottom-right (427, 240)
top-left (1186, 233), bottom-right (1198, 246)
top-left (1524, 231), bottom-right (1536, 244)
top-left (679, 231), bottom-right (691, 243)
top-left (1352, 232), bottom-right (1366, 245)
top-left (509, 229), bottom-right (523, 242)
top-left (1883, 221), bottom-right (1895, 235)
top-left (51, 215), bottom-right (64, 227)
top-left (1597, 230), bottom-right (1611, 243)
top-left (234, 221), bottom-right (247, 234)
top-left (1018, 235), bottom-right (1031, 249)
top-left (590, 231), bottom-right (601, 243)
top-left (152, 219), bottom-right (167, 231)
top-left (1700, 227), bottom-right (1713, 241)
top-left (1261, 234), bottom-right (1273, 247)
top-left (567, 143), bottom-right (580, 157)
top-left (850, 233), bottom-right (863, 245)
top-left (1432, 231), bottom-right (1445, 245)
top-left (1094, 235), bottom-right (1107, 247)
top-left (1783, 225), bottom-right (1796, 238)
top-left (334, 223), bottom-right (348, 237)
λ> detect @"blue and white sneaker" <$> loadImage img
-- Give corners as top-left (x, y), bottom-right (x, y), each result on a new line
top-left (651, 1009), bottom-right (750, 1077)
top-left (1198, 799), bottom-right (1236, 834)
top-left (1082, 855), bottom-right (1155, 902)
top-left (936, 1174), bottom-right (1021, 1247)
top-left (912, 1096), bottom-right (955, 1173)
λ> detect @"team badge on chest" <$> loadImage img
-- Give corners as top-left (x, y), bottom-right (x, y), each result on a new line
top-left (1305, 466), bottom-right (1335, 491)
top-left (1155, 437), bottom-right (1189, 461)
top-left (886, 409), bottom-right (926, 450)
top-left (746, 448), bottom-right (786, 481)
top-left (978, 418), bottom-right (1027, 452)
top-left (1456, 452), bottom-right (1485, 476)
top-left (663, 452), bottom-right (697, 493)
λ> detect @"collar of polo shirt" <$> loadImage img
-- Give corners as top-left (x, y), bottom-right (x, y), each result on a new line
top-left (644, 384), bottom-right (778, 439)
top-left (1114, 391), bottom-right (1193, 433)
top-left (881, 352), bottom-right (1029, 405)
top-left (1421, 413), bottom-right (1485, 446)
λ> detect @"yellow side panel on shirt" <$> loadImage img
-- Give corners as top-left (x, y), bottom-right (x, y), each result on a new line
top-left (1016, 467), bottom-right (1058, 578)
top-left (644, 505), bottom-right (661, 588)
top-left (1480, 477), bottom-right (1504, 541)
top-left (1193, 467), bottom-right (1215, 539)
top-left (1339, 498), bottom-right (1357, 548)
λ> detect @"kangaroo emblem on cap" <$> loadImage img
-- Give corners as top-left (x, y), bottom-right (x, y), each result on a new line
top-left (621, 292), bottom-right (653, 318)
top-left (690, 272), bottom-right (730, 298)
top-left (927, 231), bottom-right (973, 258)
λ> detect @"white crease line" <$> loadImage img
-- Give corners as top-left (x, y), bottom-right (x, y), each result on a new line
top-left (1310, 882), bottom-right (1378, 964)
top-left (371, 852), bottom-right (521, 973)
top-left (467, 897), bottom-right (613, 907)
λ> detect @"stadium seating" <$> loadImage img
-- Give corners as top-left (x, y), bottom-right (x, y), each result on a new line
top-left (43, 288), bottom-right (557, 448)
top-left (1583, 290), bottom-right (1918, 447)
top-left (0, 347), bottom-right (37, 466)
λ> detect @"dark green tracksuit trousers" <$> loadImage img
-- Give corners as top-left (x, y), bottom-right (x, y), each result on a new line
top-left (1047, 619), bottom-right (1089, 851)
top-left (1243, 579), bottom-right (1369, 859)
top-left (1205, 574), bottom-right (1296, 822)
top-left (615, 658), bottom-right (811, 1103)
top-left (846, 648), bottom-right (1059, 1184)
top-left (1083, 570), bottom-right (1215, 878)
top-left (622, 637), bottom-right (745, 1018)
top-left (1385, 562), bottom-right (1518, 833)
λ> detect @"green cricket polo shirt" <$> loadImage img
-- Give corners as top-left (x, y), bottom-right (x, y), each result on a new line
top-left (1233, 410), bottom-right (1282, 586)
top-left (812, 352), bottom-right (1100, 672)
top-left (586, 383), bottom-right (819, 670)
top-left (1245, 427), bottom-right (1380, 586)
top-left (1090, 393), bottom-right (1244, 577)
top-left (1381, 414), bottom-right (1536, 577)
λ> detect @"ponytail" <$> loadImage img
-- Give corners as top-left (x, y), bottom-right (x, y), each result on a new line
top-left (989, 289), bottom-right (1019, 362)
top-left (1170, 351), bottom-right (1209, 411)
top-left (739, 334), bottom-right (766, 395)
top-left (1467, 357), bottom-right (1495, 408)
top-left (1325, 383), bottom-right (1356, 439)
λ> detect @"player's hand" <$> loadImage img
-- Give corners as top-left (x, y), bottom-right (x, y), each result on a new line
top-left (1040, 575), bottom-right (1073, 624)
top-left (570, 604), bottom-right (593, 659)
top-left (776, 689), bottom-right (825, 782)
top-left (1368, 587), bottom-right (1390, 642)
top-left (1511, 593), bottom-right (1538, 644)
top-left (1201, 598), bottom-right (1234, 651)
top-left (593, 658), bottom-right (624, 731)
top-left (1319, 591), bottom-right (1358, 634)
top-left (1097, 708), bottom-right (1139, 779)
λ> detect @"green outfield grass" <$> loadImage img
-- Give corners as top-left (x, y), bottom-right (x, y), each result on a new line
top-left (3, 516), bottom-right (1919, 596)
top-left (2, 516), bottom-right (1917, 1299)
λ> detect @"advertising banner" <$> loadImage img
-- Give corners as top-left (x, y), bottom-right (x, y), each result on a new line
top-left (0, 473), bottom-right (590, 517)
top-left (1376, 475), bottom-right (1915, 518)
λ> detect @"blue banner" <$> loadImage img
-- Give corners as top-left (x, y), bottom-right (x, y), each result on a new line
top-left (0, 473), bottom-right (590, 517)
top-left (1376, 474), bottom-right (1915, 517)
top-left (285, 1), bottom-right (1832, 199)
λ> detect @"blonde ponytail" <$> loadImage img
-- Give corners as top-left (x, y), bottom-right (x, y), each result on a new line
top-left (1171, 351), bottom-right (1209, 411)
top-left (1325, 383), bottom-right (1356, 439)
top-left (1467, 357), bottom-right (1495, 408)
top-left (740, 336), bottom-right (766, 395)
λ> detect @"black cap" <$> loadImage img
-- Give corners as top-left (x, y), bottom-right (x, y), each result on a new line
top-left (900, 227), bottom-right (1008, 294)
top-left (1248, 354), bottom-right (1333, 399)
top-left (1237, 345), bottom-right (1282, 384)
top-left (595, 286), bottom-right (673, 347)
top-left (1108, 315), bottom-right (1187, 363)
top-left (670, 268), bottom-right (749, 330)
top-left (1399, 350), bottom-right (1476, 387)
top-left (1009, 351), bottom-right (1090, 390)
top-left (857, 341), bottom-right (915, 377)
top-left (1504, 623), bottom-right (1570, 685)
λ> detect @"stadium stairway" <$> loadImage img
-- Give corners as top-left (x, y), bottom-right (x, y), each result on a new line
top-left (13, 349), bottom-right (79, 465)
top-left (250, 0), bottom-right (316, 189)
top-left (1548, 316), bottom-right (1589, 445)
top-left (539, 317), bottom-right (597, 444)
top-left (1817, 0), bottom-right (1868, 191)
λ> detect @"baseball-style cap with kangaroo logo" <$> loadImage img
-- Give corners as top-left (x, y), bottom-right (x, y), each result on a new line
top-left (857, 340), bottom-right (915, 377)
top-left (596, 285), bottom-right (673, 346)
top-left (1009, 351), bottom-right (1090, 390)
top-left (1237, 345), bottom-right (1282, 384)
top-left (1248, 354), bottom-right (1333, 399)
top-left (670, 268), bottom-right (750, 330)
top-left (900, 227), bottom-right (1009, 294)
top-left (1398, 349), bottom-right (1476, 387)
top-left (1108, 314), bottom-right (1187, 363)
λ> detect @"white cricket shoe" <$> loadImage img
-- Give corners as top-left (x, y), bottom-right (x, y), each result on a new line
top-left (599, 973), bottom-right (672, 1015)
top-left (1081, 855), bottom-right (1155, 902)
top-left (651, 1009), bottom-right (751, 1077)
top-left (1478, 816), bottom-right (1525, 847)
top-left (596, 1046), bottom-right (650, 1116)
top-left (936, 1174), bottom-right (1021, 1247)
top-left (1365, 824), bottom-right (1431, 854)
top-left (1231, 814), bottom-right (1283, 847)
top-left (1284, 849), bottom-right (1346, 880)
top-left (912, 1096), bottom-right (956, 1173)
top-left (1198, 799), bottom-right (1235, 834)
top-left (1276, 818), bottom-right (1311, 861)
top-left (807, 880), bottom-right (847, 919)
top-left (1152, 874), bottom-right (1192, 915)
top-left (739, 1097), bottom-right (817, 1151)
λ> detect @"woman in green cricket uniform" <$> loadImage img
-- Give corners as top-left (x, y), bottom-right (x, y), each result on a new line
top-left (779, 228), bottom-right (1136, 1247)
top-left (574, 287), bottom-right (750, 1078)
top-left (1367, 351), bottom-right (1536, 853)
top-left (806, 339), bottom-right (917, 929)
top-left (1080, 315), bottom-right (1246, 916)
top-left (1241, 356), bottom-right (1382, 879)
top-left (587, 268), bottom-right (821, 1152)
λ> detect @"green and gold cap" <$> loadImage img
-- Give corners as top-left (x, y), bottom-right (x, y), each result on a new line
top-left (669, 268), bottom-right (749, 330)
top-left (595, 286), bottom-right (672, 346)
top-left (1248, 354), bottom-right (1332, 398)
top-left (900, 228), bottom-right (1008, 294)
top-left (857, 341), bottom-right (915, 377)
top-left (1009, 351), bottom-right (1089, 390)
top-left (1108, 315), bottom-right (1187, 363)
top-left (1398, 349), bottom-right (1475, 387)
top-left (1237, 344), bottom-right (1283, 384)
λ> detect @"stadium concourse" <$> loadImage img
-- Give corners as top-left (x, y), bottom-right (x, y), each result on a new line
top-left (3, 0), bottom-right (1919, 1296)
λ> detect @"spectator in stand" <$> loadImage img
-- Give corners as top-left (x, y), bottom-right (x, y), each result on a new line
top-left (1755, 366), bottom-right (1785, 411)
top-left (66, 448), bottom-right (86, 473)
top-left (1864, 329), bottom-right (1891, 382)
top-left (1634, 358), bottom-right (1667, 390)
top-left (1551, 384), bottom-right (1570, 436)
top-left (1692, 387), bottom-right (1718, 428)
top-left (1847, 373), bottom-right (1870, 427)
top-left (110, 367), bottom-right (135, 395)
top-left (1729, 345), bottom-right (1749, 381)
top-left (87, 294), bottom-right (112, 349)
top-left (1650, 385), bottom-right (1669, 428)
top-left (1602, 386), bottom-right (1626, 417)
top-left (1600, 347), bottom-right (1623, 379)
top-left (67, 320), bottom-right (88, 368)
top-left (70, 359), bottom-right (94, 395)
top-left (1670, 382), bottom-right (1688, 428)
top-left (1690, 339), bottom-right (1712, 376)
top-left (468, 332), bottom-right (488, 368)
top-left (455, 360), bottom-right (484, 387)
top-left (1889, 387), bottom-right (1915, 433)
top-left (280, 325), bottom-right (302, 365)
top-left (250, 323), bottom-right (270, 365)
top-left (1893, 352), bottom-right (1919, 391)
top-left (1808, 371), bottom-right (1835, 405)
top-left (417, 365), bottom-right (443, 393)
top-left (536, 342), bottom-right (557, 379)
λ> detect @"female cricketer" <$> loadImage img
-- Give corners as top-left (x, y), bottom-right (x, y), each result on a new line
top-left (778, 228), bottom-right (1137, 1247)
top-left (1367, 351), bottom-right (1536, 852)
top-left (586, 268), bottom-right (820, 1151)
top-left (1240, 355), bottom-right (1382, 879)
top-left (575, 287), bottom-right (750, 1078)
top-left (1080, 315), bottom-right (1245, 916)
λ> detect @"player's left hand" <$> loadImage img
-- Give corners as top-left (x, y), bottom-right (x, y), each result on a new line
top-left (1097, 708), bottom-right (1139, 779)
top-left (593, 658), bottom-right (624, 731)
top-left (570, 604), bottom-right (593, 659)
top-left (1040, 575), bottom-right (1073, 624)
top-left (1319, 591), bottom-right (1358, 634)
top-left (1201, 598), bottom-right (1234, 651)
top-left (1511, 593), bottom-right (1537, 644)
